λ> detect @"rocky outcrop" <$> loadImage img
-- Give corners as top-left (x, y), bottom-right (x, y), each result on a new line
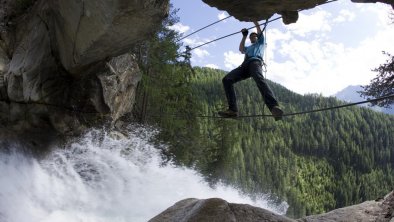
top-left (149, 198), bottom-right (295, 222)
top-left (298, 191), bottom-right (394, 221)
top-left (150, 191), bottom-right (394, 222)
top-left (0, 53), bottom-right (142, 135)
top-left (96, 54), bottom-right (141, 122)
top-left (49, 0), bottom-right (168, 73)
top-left (0, 0), bottom-right (168, 133)
top-left (202, 0), bottom-right (394, 24)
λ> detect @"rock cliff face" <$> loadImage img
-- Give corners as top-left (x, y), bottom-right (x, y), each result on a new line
top-left (0, 0), bottom-right (168, 134)
top-left (202, 0), bottom-right (394, 24)
top-left (150, 191), bottom-right (394, 222)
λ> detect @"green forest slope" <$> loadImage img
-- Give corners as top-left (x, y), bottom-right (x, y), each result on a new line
top-left (189, 67), bottom-right (394, 217)
top-left (134, 65), bottom-right (394, 218)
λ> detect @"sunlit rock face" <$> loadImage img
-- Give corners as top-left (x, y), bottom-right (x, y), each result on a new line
top-left (0, 0), bottom-right (168, 133)
top-left (202, 0), bottom-right (393, 24)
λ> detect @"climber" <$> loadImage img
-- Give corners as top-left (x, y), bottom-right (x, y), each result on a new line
top-left (218, 20), bottom-right (283, 121)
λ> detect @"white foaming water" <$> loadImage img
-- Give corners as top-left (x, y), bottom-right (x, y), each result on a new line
top-left (0, 126), bottom-right (287, 222)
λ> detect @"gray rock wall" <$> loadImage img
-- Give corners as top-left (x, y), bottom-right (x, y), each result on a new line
top-left (0, 39), bottom-right (9, 100)
top-left (0, 0), bottom-right (169, 133)
top-left (49, 0), bottom-right (168, 73)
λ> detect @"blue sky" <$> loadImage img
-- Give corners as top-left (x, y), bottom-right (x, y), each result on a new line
top-left (170, 0), bottom-right (394, 96)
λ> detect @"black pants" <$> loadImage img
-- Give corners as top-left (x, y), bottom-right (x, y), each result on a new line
top-left (222, 60), bottom-right (279, 112)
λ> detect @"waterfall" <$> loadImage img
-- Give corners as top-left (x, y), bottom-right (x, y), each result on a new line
top-left (0, 126), bottom-right (287, 222)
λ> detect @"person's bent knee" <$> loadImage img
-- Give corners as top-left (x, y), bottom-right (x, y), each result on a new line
top-left (222, 76), bottom-right (231, 84)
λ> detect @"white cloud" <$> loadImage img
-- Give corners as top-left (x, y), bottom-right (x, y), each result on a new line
top-left (357, 3), bottom-right (393, 26)
top-left (193, 48), bottom-right (210, 58)
top-left (182, 36), bottom-right (217, 48)
top-left (333, 9), bottom-right (356, 23)
top-left (205, 64), bottom-right (220, 69)
top-left (266, 20), bottom-right (394, 96)
top-left (169, 23), bottom-right (190, 34)
top-left (218, 12), bottom-right (229, 21)
top-left (181, 36), bottom-right (218, 66)
top-left (265, 28), bottom-right (292, 60)
top-left (182, 38), bottom-right (199, 46)
top-left (224, 51), bottom-right (244, 70)
top-left (287, 11), bottom-right (332, 37)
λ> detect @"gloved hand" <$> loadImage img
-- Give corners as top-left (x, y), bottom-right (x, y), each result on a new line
top-left (241, 28), bottom-right (248, 37)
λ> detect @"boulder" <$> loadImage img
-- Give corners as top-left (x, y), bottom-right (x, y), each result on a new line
top-left (97, 54), bottom-right (141, 121)
top-left (297, 191), bottom-right (394, 221)
top-left (149, 198), bottom-right (296, 222)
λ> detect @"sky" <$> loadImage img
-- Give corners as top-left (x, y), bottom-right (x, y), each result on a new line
top-left (170, 0), bottom-right (394, 96)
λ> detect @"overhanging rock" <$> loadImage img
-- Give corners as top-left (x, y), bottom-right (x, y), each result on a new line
top-left (49, 0), bottom-right (169, 73)
top-left (202, 0), bottom-right (394, 24)
top-left (0, 0), bottom-right (169, 134)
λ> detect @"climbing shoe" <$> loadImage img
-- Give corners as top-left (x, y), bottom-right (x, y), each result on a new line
top-left (270, 106), bottom-right (283, 121)
top-left (218, 109), bottom-right (238, 118)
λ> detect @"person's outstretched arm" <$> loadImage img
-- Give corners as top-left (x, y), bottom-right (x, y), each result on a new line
top-left (253, 21), bottom-right (262, 35)
top-left (239, 28), bottom-right (248, 53)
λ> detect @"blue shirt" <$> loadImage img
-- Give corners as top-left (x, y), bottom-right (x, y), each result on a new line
top-left (244, 32), bottom-right (264, 62)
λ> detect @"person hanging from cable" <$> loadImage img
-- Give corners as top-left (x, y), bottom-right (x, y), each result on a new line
top-left (218, 20), bottom-right (284, 120)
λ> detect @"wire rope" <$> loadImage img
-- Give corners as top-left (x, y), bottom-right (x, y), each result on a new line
top-left (186, 0), bottom-right (338, 52)
top-left (177, 15), bottom-right (232, 42)
top-left (194, 94), bottom-right (394, 119)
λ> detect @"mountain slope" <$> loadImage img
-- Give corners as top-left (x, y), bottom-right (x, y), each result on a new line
top-left (135, 65), bottom-right (394, 218)
top-left (186, 67), bottom-right (394, 218)
top-left (334, 85), bottom-right (394, 115)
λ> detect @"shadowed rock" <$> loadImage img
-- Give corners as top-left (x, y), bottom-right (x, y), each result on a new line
top-left (0, 0), bottom-right (168, 133)
top-left (49, 0), bottom-right (169, 73)
top-left (202, 0), bottom-right (394, 24)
